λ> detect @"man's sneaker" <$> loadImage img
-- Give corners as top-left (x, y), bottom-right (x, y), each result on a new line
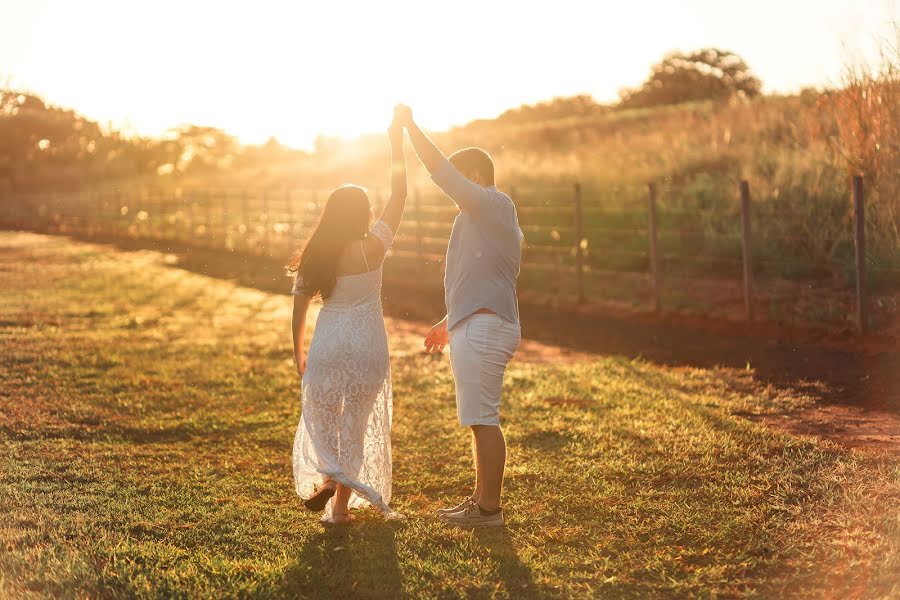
top-left (440, 502), bottom-right (504, 528)
top-left (436, 496), bottom-right (476, 516)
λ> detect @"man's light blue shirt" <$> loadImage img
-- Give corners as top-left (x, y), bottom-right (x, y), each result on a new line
top-left (431, 159), bottom-right (523, 331)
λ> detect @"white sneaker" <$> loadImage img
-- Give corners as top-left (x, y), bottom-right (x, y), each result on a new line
top-left (436, 496), bottom-right (475, 516)
top-left (440, 502), bottom-right (504, 528)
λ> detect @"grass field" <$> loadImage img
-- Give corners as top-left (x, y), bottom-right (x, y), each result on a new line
top-left (1, 232), bottom-right (898, 599)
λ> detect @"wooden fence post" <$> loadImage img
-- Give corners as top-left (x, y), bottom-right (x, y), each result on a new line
top-left (853, 175), bottom-right (867, 334)
top-left (162, 188), bottom-right (169, 241)
top-left (164, 188), bottom-right (171, 241)
top-left (93, 188), bottom-right (101, 239)
top-left (214, 188), bottom-right (222, 248)
top-left (206, 189), bottom-right (214, 247)
top-left (174, 187), bottom-right (182, 241)
top-left (241, 189), bottom-right (250, 252)
top-left (122, 188), bottom-right (129, 239)
top-left (163, 188), bottom-right (170, 240)
top-left (149, 187), bottom-right (156, 240)
top-left (574, 182), bottom-right (585, 304)
top-left (647, 182), bottom-right (661, 312)
top-left (150, 187), bottom-right (158, 240)
top-left (130, 188), bottom-right (137, 239)
top-left (187, 190), bottom-right (195, 243)
top-left (739, 180), bottom-right (754, 322)
top-left (133, 187), bottom-right (141, 240)
top-left (151, 187), bottom-right (158, 240)
top-left (263, 189), bottom-right (270, 256)
top-left (139, 187), bottom-right (146, 239)
top-left (159, 188), bottom-right (165, 240)
top-left (165, 188), bottom-right (172, 240)
top-left (112, 190), bottom-right (119, 240)
top-left (219, 189), bottom-right (227, 250)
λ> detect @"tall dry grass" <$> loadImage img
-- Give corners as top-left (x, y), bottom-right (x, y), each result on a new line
top-left (826, 24), bottom-right (900, 261)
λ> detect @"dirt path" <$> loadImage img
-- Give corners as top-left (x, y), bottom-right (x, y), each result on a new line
top-left (747, 406), bottom-right (900, 452)
top-left (382, 277), bottom-right (900, 454)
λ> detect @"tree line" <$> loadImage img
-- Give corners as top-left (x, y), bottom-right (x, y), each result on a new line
top-left (1, 48), bottom-right (762, 191)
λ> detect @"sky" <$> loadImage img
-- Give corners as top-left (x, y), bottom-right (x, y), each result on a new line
top-left (2, 0), bottom-right (897, 149)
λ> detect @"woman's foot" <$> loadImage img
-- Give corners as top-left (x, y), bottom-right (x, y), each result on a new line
top-left (303, 480), bottom-right (337, 512)
top-left (330, 511), bottom-right (356, 524)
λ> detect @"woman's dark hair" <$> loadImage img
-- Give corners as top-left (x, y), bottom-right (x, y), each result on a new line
top-left (287, 185), bottom-right (370, 299)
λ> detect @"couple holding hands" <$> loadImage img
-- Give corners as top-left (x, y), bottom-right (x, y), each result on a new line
top-left (289, 105), bottom-right (522, 527)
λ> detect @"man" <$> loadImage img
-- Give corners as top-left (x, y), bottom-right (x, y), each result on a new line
top-left (394, 104), bottom-right (522, 528)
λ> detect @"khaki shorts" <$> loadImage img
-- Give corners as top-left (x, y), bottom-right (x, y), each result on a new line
top-left (448, 313), bottom-right (521, 427)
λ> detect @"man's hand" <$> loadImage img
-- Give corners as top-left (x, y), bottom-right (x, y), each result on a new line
top-left (394, 104), bottom-right (413, 128)
top-left (394, 103), bottom-right (444, 174)
top-left (424, 317), bottom-right (449, 353)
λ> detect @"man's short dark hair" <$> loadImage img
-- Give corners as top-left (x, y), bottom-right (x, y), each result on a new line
top-left (449, 147), bottom-right (495, 186)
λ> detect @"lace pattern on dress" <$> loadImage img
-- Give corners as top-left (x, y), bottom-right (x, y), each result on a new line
top-left (369, 219), bottom-right (395, 254)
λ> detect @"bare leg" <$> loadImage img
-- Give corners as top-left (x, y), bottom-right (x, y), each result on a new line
top-left (471, 431), bottom-right (482, 503)
top-left (471, 425), bottom-right (506, 511)
top-left (333, 484), bottom-right (352, 522)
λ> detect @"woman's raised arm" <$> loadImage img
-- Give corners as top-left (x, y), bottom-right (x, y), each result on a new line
top-left (376, 118), bottom-right (407, 234)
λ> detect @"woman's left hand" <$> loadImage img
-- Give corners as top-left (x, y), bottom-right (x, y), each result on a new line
top-left (388, 117), bottom-right (403, 146)
top-left (296, 353), bottom-right (307, 378)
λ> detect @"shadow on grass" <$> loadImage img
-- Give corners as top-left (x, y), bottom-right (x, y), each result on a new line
top-left (0, 418), bottom-right (279, 445)
top-left (272, 520), bottom-right (542, 598)
top-left (277, 518), bottom-right (403, 599)
top-left (473, 527), bottom-right (540, 597)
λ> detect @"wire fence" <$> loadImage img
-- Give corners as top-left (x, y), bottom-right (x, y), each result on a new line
top-left (1, 176), bottom-right (896, 332)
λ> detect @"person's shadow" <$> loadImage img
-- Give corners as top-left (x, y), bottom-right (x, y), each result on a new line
top-left (472, 526), bottom-right (540, 597)
top-left (275, 516), bottom-right (541, 598)
top-left (276, 516), bottom-right (403, 598)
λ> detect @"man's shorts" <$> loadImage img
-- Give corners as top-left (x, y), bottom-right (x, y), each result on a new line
top-left (448, 312), bottom-right (521, 427)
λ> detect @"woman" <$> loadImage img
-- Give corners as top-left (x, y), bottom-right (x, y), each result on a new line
top-left (288, 116), bottom-right (406, 523)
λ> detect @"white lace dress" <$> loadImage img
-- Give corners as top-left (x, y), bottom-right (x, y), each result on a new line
top-left (291, 220), bottom-right (403, 521)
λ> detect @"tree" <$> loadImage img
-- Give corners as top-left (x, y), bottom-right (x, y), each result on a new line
top-left (0, 90), bottom-right (108, 188)
top-left (619, 48), bottom-right (762, 109)
top-left (169, 125), bottom-right (237, 173)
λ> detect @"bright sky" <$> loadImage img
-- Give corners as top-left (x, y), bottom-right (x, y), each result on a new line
top-left (2, 0), bottom-right (897, 149)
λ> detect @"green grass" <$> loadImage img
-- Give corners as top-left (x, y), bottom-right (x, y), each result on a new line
top-left (1, 231), bottom-right (898, 599)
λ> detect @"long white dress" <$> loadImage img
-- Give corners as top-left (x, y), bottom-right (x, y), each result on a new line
top-left (291, 220), bottom-right (403, 521)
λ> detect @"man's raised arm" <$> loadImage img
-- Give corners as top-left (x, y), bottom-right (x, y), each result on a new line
top-left (395, 104), bottom-right (495, 218)
top-left (395, 104), bottom-right (445, 175)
